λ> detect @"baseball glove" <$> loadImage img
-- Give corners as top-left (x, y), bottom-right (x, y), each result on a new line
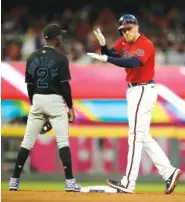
top-left (40, 120), bottom-right (52, 135)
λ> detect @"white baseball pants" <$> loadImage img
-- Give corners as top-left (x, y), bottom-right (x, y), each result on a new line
top-left (121, 83), bottom-right (175, 191)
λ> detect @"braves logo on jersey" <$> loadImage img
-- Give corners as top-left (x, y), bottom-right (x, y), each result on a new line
top-left (119, 48), bottom-right (145, 58)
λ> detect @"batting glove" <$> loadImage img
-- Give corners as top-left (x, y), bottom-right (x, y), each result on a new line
top-left (94, 28), bottom-right (106, 46)
top-left (87, 53), bottom-right (108, 62)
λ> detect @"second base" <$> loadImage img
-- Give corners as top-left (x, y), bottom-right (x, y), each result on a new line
top-left (81, 185), bottom-right (118, 193)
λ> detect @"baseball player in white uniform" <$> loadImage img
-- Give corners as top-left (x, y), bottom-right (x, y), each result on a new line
top-left (87, 14), bottom-right (182, 194)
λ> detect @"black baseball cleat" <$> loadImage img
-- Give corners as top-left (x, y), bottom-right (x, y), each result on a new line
top-left (165, 169), bottom-right (182, 194)
top-left (106, 179), bottom-right (133, 193)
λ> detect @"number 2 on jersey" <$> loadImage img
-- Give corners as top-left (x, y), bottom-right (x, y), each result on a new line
top-left (37, 68), bottom-right (48, 88)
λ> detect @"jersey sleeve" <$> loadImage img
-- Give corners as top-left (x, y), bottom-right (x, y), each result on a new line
top-left (59, 56), bottom-right (71, 82)
top-left (133, 41), bottom-right (155, 64)
top-left (25, 57), bottom-right (34, 84)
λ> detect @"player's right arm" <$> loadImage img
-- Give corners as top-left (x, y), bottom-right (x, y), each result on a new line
top-left (101, 45), bottom-right (120, 57)
top-left (94, 28), bottom-right (120, 57)
top-left (87, 39), bottom-right (154, 68)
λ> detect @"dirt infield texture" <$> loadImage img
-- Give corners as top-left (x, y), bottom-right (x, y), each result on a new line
top-left (2, 191), bottom-right (185, 202)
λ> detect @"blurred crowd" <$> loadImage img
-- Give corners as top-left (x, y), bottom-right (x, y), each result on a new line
top-left (2, 2), bottom-right (185, 66)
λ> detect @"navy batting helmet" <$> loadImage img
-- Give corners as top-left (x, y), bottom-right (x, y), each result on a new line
top-left (118, 14), bottom-right (138, 36)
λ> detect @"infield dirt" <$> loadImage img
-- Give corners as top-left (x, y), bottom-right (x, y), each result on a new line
top-left (2, 190), bottom-right (185, 202)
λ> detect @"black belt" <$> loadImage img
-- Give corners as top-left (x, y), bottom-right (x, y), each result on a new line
top-left (128, 80), bottom-right (154, 88)
top-left (34, 91), bottom-right (61, 95)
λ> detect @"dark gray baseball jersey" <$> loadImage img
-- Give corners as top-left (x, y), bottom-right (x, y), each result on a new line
top-left (22, 47), bottom-right (71, 150)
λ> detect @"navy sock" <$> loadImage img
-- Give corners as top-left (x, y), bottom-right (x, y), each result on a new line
top-left (59, 147), bottom-right (73, 179)
top-left (12, 147), bottom-right (30, 178)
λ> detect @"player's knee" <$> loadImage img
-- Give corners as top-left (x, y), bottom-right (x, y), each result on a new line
top-left (21, 135), bottom-right (36, 150)
top-left (128, 130), bottom-right (144, 142)
top-left (57, 138), bottom-right (69, 149)
top-left (21, 142), bottom-right (33, 150)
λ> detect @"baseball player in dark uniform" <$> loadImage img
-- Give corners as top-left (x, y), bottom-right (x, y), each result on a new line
top-left (9, 24), bottom-right (81, 192)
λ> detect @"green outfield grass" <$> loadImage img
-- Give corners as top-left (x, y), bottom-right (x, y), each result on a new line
top-left (1, 181), bottom-right (185, 192)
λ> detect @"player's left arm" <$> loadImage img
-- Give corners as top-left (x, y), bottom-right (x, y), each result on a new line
top-left (59, 56), bottom-right (73, 109)
top-left (59, 55), bottom-right (71, 82)
top-left (27, 84), bottom-right (34, 105)
top-left (59, 56), bottom-right (75, 123)
top-left (25, 57), bottom-right (35, 104)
